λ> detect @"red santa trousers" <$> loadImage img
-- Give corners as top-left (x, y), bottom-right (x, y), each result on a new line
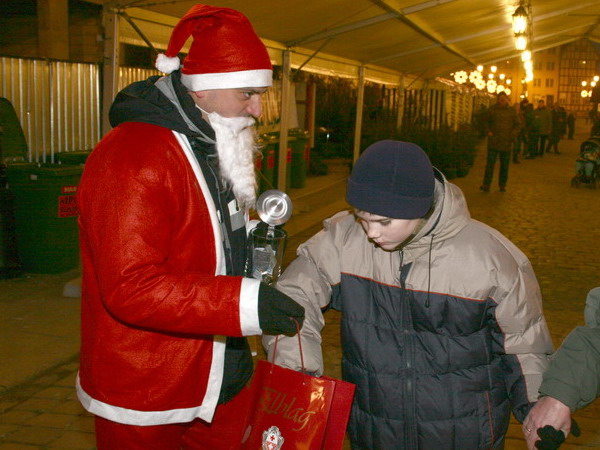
top-left (95, 386), bottom-right (250, 450)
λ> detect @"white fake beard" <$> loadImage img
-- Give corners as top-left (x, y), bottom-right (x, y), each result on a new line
top-left (206, 112), bottom-right (259, 210)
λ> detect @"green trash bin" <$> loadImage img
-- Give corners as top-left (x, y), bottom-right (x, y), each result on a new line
top-left (55, 150), bottom-right (91, 166)
top-left (257, 134), bottom-right (277, 193)
top-left (289, 129), bottom-right (309, 188)
top-left (267, 132), bottom-right (293, 191)
top-left (6, 163), bottom-right (83, 273)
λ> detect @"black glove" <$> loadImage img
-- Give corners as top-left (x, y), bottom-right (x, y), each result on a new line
top-left (258, 283), bottom-right (305, 336)
top-left (534, 419), bottom-right (580, 449)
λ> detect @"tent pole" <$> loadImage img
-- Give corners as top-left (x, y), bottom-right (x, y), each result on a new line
top-left (353, 66), bottom-right (365, 163)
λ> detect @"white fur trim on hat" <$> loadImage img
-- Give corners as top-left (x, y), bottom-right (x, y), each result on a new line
top-left (180, 69), bottom-right (273, 91)
top-left (155, 53), bottom-right (181, 74)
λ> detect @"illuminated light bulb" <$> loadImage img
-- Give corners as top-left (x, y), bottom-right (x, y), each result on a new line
top-left (506, 79), bottom-right (512, 85)
top-left (512, 5), bottom-right (528, 34)
top-left (521, 50), bottom-right (532, 62)
top-left (582, 81), bottom-right (588, 87)
top-left (454, 70), bottom-right (468, 84)
top-left (499, 73), bottom-right (506, 80)
top-left (491, 65), bottom-right (497, 73)
top-left (477, 65), bottom-right (484, 71)
top-left (515, 35), bottom-right (528, 51)
top-left (581, 90), bottom-right (588, 98)
top-left (505, 88), bottom-right (511, 95)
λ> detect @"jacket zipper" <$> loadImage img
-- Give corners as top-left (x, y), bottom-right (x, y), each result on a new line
top-left (399, 251), bottom-right (418, 449)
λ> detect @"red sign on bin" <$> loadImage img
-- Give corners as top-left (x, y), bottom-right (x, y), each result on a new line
top-left (287, 147), bottom-right (292, 163)
top-left (58, 195), bottom-right (78, 218)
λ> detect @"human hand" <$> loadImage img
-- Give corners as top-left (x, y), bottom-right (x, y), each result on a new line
top-left (523, 396), bottom-right (572, 449)
top-left (533, 422), bottom-right (580, 449)
top-left (258, 284), bottom-right (305, 336)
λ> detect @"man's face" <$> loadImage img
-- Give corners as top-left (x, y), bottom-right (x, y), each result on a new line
top-left (191, 87), bottom-right (267, 118)
top-left (354, 210), bottom-right (422, 251)
top-left (497, 95), bottom-right (509, 107)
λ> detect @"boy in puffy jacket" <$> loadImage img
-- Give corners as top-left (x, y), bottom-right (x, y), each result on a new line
top-left (264, 140), bottom-right (553, 449)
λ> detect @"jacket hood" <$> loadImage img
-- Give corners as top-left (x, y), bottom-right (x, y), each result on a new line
top-left (108, 71), bottom-right (214, 140)
top-left (403, 169), bottom-right (471, 258)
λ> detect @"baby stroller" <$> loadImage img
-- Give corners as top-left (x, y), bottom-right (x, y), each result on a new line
top-left (571, 136), bottom-right (600, 189)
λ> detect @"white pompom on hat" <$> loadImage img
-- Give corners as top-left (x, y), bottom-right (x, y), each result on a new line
top-left (155, 4), bottom-right (273, 91)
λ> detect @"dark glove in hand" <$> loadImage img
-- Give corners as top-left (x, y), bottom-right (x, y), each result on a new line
top-left (534, 420), bottom-right (580, 450)
top-left (258, 283), bottom-right (305, 336)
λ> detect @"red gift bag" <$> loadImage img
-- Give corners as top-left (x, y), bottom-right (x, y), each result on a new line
top-left (240, 333), bottom-right (355, 449)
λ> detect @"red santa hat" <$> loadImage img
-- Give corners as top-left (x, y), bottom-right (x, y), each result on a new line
top-left (155, 4), bottom-right (273, 91)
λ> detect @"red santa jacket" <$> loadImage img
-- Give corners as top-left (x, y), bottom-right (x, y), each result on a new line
top-left (76, 122), bottom-right (261, 425)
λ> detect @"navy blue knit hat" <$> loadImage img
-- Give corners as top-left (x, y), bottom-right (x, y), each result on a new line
top-left (346, 140), bottom-right (435, 219)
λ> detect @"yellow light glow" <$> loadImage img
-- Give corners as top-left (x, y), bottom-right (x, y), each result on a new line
top-left (499, 73), bottom-right (506, 80)
top-left (477, 65), bottom-right (484, 71)
top-left (512, 5), bottom-right (528, 34)
top-left (521, 50), bottom-right (532, 62)
top-left (491, 66), bottom-right (497, 73)
top-left (515, 35), bottom-right (528, 51)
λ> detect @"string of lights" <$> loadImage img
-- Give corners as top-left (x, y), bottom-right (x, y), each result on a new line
top-left (450, 2), bottom-right (531, 98)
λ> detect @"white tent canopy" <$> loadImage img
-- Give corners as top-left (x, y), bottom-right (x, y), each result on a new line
top-left (96, 0), bottom-right (600, 82)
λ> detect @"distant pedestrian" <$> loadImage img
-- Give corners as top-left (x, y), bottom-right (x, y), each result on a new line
top-left (523, 101), bottom-right (539, 158)
top-left (474, 104), bottom-right (488, 138)
top-left (546, 103), bottom-right (566, 154)
top-left (588, 108), bottom-right (596, 125)
top-left (566, 112), bottom-right (575, 140)
top-left (480, 92), bottom-right (521, 192)
top-left (534, 100), bottom-right (552, 156)
top-left (513, 99), bottom-right (529, 163)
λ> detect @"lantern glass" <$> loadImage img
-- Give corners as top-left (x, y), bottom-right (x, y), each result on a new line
top-left (515, 35), bottom-right (528, 51)
top-left (512, 5), bottom-right (528, 34)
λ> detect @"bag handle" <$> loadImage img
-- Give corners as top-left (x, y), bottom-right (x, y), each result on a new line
top-left (271, 318), bottom-right (306, 376)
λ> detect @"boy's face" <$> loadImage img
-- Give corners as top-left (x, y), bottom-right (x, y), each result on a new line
top-left (354, 210), bottom-right (422, 251)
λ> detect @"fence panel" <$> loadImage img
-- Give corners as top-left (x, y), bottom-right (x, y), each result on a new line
top-left (0, 57), bottom-right (101, 163)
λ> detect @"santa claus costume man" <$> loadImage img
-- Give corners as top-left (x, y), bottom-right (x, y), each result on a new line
top-left (76, 4), bottom-right (304, 449)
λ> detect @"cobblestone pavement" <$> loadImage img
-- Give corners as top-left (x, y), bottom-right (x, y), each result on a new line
top-left (1, 127), bottom-right (599, 448)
